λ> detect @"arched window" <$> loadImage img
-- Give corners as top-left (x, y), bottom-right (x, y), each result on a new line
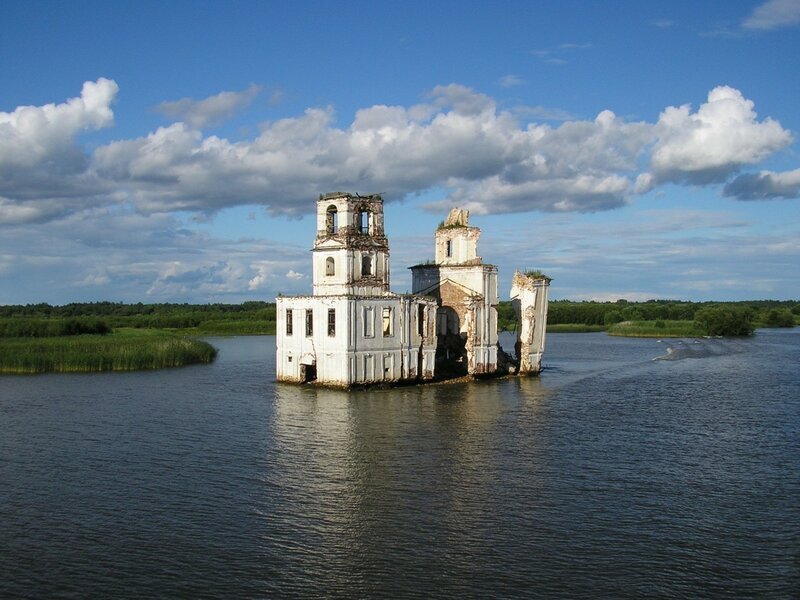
top-left (325, 256), bottom-right (335, 276)
top-left (326, 205), bottom-right (338, 234)
top-left (362, 254), bottom-right (372, 276)
top-left (358, 207), bottom-right (370, 234)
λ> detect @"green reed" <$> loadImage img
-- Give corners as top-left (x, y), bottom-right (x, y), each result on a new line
top-left (0, 330), bottom-right (217, 374)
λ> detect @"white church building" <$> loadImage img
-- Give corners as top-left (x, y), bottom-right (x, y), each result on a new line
top-left (276, 192), bottom-right (549, 387)
top-left (275, 193), bottom-right (438, 386)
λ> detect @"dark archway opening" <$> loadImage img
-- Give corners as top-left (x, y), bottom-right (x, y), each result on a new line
top-left (301, 363), bottom-right (317, 383)
top-left (435, 306), bottom-right (467, 378)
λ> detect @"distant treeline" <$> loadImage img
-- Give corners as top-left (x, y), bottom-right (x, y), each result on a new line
top-left (0, 301), bottom-right (277, 336)
top-left (0, 299), bottom-right (796, 338)
top-left (543, 299), bottom-right (798, 329)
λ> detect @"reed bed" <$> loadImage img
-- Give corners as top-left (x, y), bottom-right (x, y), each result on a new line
top-left (0, 330), bottom-right (217, 374)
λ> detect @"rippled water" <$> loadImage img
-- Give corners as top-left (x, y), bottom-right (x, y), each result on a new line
top-left (1, 331), bottom-right (798, 598)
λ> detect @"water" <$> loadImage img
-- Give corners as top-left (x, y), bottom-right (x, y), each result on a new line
top-left (1, 331), bottom-right (798, 598)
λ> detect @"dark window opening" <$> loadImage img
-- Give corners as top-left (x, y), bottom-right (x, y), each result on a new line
top-left (326, 205), bottom-right (338, 234)
top-left (328, 308), bottom-right (336, 336)
top-left (325, 256), bottom-right (335, 276)
top-left (362, 255), bottom-right (372, 276)
top-left (446, 240), bottom-right (452, 257)
top-left (286, 310), bottom-right (293, 335)
top-left (417, 304), bottom-right (425, 336)
top-left (305, 309), bottom-right (313, 336)
top-left (358, 208), bottom-right (370, 234)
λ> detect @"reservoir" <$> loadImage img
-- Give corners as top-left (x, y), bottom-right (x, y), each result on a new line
top-left (1, 330), bottom-right (798, 598)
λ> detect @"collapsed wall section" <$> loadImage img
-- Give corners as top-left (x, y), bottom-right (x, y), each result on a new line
top-left (510, 271), bottom-right (550, 374)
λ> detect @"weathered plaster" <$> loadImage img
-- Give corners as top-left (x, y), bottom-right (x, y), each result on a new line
top-left (510, 270), bottom-right (550, 374)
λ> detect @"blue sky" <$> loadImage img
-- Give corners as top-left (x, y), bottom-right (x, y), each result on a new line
top-left (1, 0), bottom-right (799, 304)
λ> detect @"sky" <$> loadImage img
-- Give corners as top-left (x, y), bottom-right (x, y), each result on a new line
top-left (1, 0), bottom-right (799, 305)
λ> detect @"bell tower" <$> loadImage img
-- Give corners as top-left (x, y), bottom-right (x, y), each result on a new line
top-left (434, 208), bottom-right (481, 265)
top-left (312, 192), bottom-right (391, 296)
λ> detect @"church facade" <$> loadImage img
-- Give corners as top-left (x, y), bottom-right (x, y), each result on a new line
top-left (276, 192), bottom-right (549, 387)
top-left (410, 208), bottom-right (500, 377)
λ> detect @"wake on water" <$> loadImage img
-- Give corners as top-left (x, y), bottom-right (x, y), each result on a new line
top-left (654, 337), bottom-right (749, 361)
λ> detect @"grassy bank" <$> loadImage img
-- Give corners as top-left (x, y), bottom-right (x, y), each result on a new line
top-left (0, 329), bottom-right (217, 374)
top-left (607, 320), bottom-right (704, 338)
top-left (546, 324), bottom-right (607, 333)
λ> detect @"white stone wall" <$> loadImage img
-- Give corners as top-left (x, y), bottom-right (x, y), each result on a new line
top-left (311, 246), bottom-right (390, 296)
top-left (277, 293), bottom-right (436, 386)
top-left (434, 226), bottom-right (480, 265)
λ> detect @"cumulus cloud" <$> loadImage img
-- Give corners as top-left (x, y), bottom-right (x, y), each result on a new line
top-left (0, 78), bottom-right (119, 224)
top-left (723, 168), bottom-right (800, 200)
top-left (1, 80), bottom-right (797, 227)
top-left (0, 78), bottom-right (117, 168)
top-left (649, 85), bottom-right (792, 184)
top-left (742, 0), bottom-right (800, 30)
top-left (155, 84), bottom-right (262, 128)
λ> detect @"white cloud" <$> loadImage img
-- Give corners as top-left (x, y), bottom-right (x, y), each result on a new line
top-left (156, 84), bottom-right (261, 128)
top-left (650, 86), bottom-right (792, 184)
top-left (0, 78), bottom-right (119, 223)
top-left (285, 269), bottom-right (305, 280)
top-left (742, 0), bottom-right (800, 30)
top-left (0, 80), bottom-right (796, 229)
top-left (530, 43), bottom-right (592, 65)
top-left (651, 19), bottom-right (674, 28)
top-left (499, 75), bottom-right (524, 88)
top-left (723, 167), bottom-right (800, 199)
top-left (0, 78), bottom-right (117, 168)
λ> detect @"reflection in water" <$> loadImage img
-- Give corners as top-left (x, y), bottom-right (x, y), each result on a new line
top-left (271, 377), bottom-right (556, 595)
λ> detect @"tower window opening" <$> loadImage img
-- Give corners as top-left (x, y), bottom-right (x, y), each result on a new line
top-left (326, 205), bottom-right (338, 234)
top-left (362, 254), bottom-right (372, 276)
top-left (286, 309), bottom-right (293, 335)
top-left (446, 240), bottom-right (452, 257)
top-left (325, 256), bottom-right (335, 276)
top-left (358, 208), bottom-right (370, 234)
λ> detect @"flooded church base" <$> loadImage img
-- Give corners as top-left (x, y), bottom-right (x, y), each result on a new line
top-left (295, 344), bottom-right (540, 391)
top-left (276, 192), bottom-right (549, 389)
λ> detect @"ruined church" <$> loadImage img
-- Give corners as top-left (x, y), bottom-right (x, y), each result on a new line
top-left (275, 192), bottom-right (549, 387)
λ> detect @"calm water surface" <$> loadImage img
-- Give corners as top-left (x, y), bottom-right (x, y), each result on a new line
top-left (1, 331), bottom-right (798, 598)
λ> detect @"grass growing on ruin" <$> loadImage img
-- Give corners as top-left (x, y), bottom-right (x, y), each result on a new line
top-left (0, 329), bottom-right (217, 374)
top-left (606, 320), bottom-right (704, 338)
